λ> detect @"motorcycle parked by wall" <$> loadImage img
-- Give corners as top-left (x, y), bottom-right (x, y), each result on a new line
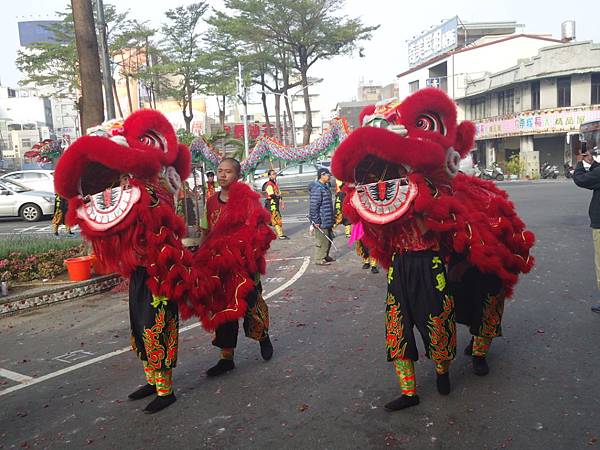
top-left (564, 162), bottom-right (574, 179)
top-left (541, 162), bottom-right (559, 179)
top-left (480, 162), bottom-right (504, 181)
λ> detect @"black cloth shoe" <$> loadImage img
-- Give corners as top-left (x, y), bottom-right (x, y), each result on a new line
top-left (591, 304), bottom-right (600, 313)
top-left (324, 256), bottom-right (336, 262)
top-left (128, 383), bottom-right (156, 400)
top-left (143, 393), bottom-right (176, 414)
top-left (436, 372), bottom-right (451, 395)
top-left (464, 338), bottom-right (473, 356)
top-left (206, 359), bottom-right (235, 377)
top-left (384, 395), bottom-right (420, 411)
top-left (361, 262), bottom-right (371, 269)
top-left (472, 356), bottom-right (489, 376)
top-left (260, 336), bottom-right (274, 361)
top-left (370, 266), bottom-right (379, 274)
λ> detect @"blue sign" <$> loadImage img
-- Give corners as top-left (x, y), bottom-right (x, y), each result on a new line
top-left (18, 21), bottom-right (63, 47)
top-left (408, 17), bottom-right (459, 67)
top-left (426, 78), bottom-right (441, 88)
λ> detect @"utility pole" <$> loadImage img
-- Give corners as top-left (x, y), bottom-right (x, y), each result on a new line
top-left (95, 0), bottom-right (115, 120)
top-left (72, 0), bottom-right (104, 132)
top-left (237, 62), bottom-right (249, 162)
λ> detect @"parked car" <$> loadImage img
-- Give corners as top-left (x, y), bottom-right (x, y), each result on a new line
top-left (0, 178), bottom-right (55, 222)
top-left (253, 162), bottom-right (334, 191)
top-left (0, 169), bottom-right (55, 193)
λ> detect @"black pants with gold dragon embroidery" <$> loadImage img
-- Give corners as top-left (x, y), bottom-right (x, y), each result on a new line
top-left (129, 266), bottom-right (179, 370)
top-left (213, 275), bottom-right (269, 349)
top-left (385, 251), bottom-right (456, 364)
top-left (450, 266), bottom-right (504, 339)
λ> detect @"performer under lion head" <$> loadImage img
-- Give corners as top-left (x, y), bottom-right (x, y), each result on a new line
top-left (332, 88), bottom-right (534, 411)
top-left (54, 110), bottom-right (200, 414)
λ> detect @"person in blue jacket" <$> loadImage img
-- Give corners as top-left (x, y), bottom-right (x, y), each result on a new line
top-left (309, 168), bottom-right (335, 265)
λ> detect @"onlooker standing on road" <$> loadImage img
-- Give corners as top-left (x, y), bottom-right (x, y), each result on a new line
top-left (573, 147), bottom-right (600, 313)
top-left (309, 168), bottom-right (335, 265)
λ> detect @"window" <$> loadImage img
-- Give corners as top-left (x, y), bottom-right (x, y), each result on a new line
top-left (22, 172), bottom-right (43, 180)
top-left (470, 98), bottom-right (486, 120)
top-left (301, 164), bottom-right (317, 174)
top-left (531, 81), bottom-right (540, 110)
top-left (497, 89), bottom-right (514, 116)
top-left (592, 73), bottom-right (600, 105)
top-left (20, 138), bottom-right (33, 148)
top-left (7, 88), bottom-right (16, 98)
top-left (408, 80), bottom-right (419, 93)
top-left (279, 165), bottom-right (300, 176)
top-left (557, 77), bottom-right (571, 107)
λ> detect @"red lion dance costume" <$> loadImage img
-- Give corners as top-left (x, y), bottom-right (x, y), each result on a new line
top-left (54, 110), bottom-right (274, 413)
top-left (331, 88), bottom-right (534, 411)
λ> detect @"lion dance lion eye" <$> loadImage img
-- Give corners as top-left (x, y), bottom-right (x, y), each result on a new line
top-left (415, 113), bottom-right (446, 135)
top-left (140, 130), bottom-right (167, 152)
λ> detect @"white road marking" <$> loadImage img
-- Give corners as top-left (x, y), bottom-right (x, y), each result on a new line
top-left (0, 368), bottom-right (33, 383)
top-left (264, 277), bottom-right (285, 283)
top-left (282, 214), bottom-right (308, 224)
top-left (53, 350), bottom-right (95, 364)
top-left (266, 256), bottom-right (305, 262)
top-left (0, 256), bottom-right (311, 397)
top-left (264, 256), bottom-right (310, 299)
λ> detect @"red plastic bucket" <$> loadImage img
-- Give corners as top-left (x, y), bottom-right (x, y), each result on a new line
top-left (65, 256), bottom-right (92, 281)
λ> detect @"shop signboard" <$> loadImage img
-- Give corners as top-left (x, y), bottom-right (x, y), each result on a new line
top-left (474, 106), bottom-right (600, 140)
top-left (407, 17), bottom-right (459, 67)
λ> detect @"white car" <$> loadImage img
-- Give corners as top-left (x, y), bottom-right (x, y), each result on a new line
top-left (0, 178), bottom-right (55, 222)
top-left (0, 169), bottom-right (55, 193)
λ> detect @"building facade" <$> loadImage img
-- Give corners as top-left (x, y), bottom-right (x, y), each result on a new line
top-left (457, 40), bottom-right (600, 175)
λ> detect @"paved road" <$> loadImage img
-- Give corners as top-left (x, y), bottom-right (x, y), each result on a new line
top-left (1, 181), bottom-right (599, 449)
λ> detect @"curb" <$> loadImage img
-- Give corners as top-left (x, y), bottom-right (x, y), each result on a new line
top-left (0, 274), bottom-right (122, 318)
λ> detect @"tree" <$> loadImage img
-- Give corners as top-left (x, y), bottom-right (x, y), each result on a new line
top-left (111, 21), bottom-right (158, 114)
top-left (153, 2), bottom-right (209, 132)
top-left (208, 6), bottom-right (302, 142)
top-left (199, 28), bottom-right (241, 129)
top-left (71, 0), bottom-right (104, 132)
top-left (212, 0), bottom-right (378, 145)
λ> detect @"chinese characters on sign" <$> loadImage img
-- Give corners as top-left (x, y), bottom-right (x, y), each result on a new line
top-left (474, 107), bottom-right (600, 139)
top-left (408, 17), bottom-right (458, 67)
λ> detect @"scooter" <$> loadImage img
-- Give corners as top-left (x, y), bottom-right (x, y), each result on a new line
top-left (564, 162), bottom-right (574, 179)
top-left (541, 162), bottom-right (559, 179)
top-left (480, 162), bottom-right (504, 181)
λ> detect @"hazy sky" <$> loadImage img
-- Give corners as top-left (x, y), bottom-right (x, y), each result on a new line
top-left (1, 0), bottom-right (599, 116)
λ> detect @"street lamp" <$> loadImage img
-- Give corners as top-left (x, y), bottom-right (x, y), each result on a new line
top-left (274, 78), bottom-right (323, 147)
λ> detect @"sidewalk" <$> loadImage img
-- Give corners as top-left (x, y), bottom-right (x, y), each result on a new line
top-left (0, 273), bottom-right (122, 317)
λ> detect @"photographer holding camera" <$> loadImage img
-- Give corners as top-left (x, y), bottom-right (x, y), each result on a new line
top-left (573, 145), bottom-right (600, 313)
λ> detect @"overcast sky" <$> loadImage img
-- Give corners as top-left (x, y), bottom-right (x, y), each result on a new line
top-left (1, 0), bottom-right (599, 116)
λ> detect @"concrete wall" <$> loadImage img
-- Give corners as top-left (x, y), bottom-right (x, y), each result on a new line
top-left (572, 73), bottom-right (591, 106)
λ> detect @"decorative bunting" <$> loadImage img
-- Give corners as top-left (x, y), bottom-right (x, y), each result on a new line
top-left (190, 118), bottom-right (350, 176)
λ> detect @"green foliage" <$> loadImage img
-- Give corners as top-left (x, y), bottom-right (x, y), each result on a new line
top-left (0, 236), bottom-right (85, 282)
top-left (505, 155), bottom-right (525, 177)
top-left (211, 0), bottom-right (378, 143)
top-left (177, 128), bottom-right (196, 146)
top-left (150, 2), bottom-right (209, 131)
